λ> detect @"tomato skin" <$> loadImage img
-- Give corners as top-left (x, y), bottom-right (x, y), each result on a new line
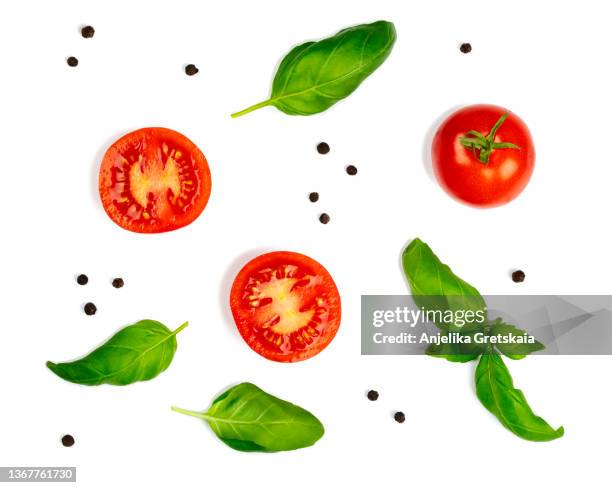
top-left (99, 127), bottom-right (211, 233)
top-left (432, 105), bottom-right (535, 208)
top-left (230, 251), bottom-right (341, 363)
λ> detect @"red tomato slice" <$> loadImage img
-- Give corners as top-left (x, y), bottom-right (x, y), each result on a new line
top-left (230, 251), bottom-right (341, 363)
top-left (99, 127), bottom-right (211, 233)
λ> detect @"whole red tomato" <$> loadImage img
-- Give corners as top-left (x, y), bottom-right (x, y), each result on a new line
top-left (432, 105), bottom-right (535, 208)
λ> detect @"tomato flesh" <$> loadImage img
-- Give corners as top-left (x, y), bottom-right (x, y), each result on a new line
top-left (230, 251), bottom-right (341, 362)
top-left (432, 105), bottom-right (535, 208)
top-left (99, 127), bottom-right (211, 233)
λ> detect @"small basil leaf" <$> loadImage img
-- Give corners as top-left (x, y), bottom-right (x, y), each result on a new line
top-left (172, 382), bottom-right (324, 452)
top-left (231, 20), bottom-right (396, 117)
top-left (47, 320), bottom-right (188, 386)
top-left (489, 319), bottom-right (545, 360)
top-left (402, 238), bottom-right (487, 332)
top-left (426, 345), bottom-right (480, 363)
top-left (475, 352), bottom-right (564, 441)
top-left (426, 331), bottom-right (485, 363)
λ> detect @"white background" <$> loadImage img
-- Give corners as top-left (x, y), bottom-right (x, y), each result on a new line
top-left (1, 0), bottom-right (610, 486)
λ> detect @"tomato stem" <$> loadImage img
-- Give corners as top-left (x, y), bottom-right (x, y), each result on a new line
top-left (459, 112), bottom-right (520, 164)
top-left (231, 100), bottom-right (273, 118)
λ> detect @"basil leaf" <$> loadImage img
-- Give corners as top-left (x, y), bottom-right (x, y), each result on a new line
top-left (475, 352), bottom-right (564, 441)
top-left (47, 320), bottom-right (188, 386)
top-left (231, 20), bottom-right (396, 117)
top-left (402, 238), bottom-right (563, 441)
top-left (426, 331), bottom-right (485, 362)
top-left (172, 382), bottom-right (324, 452)
top-left (489, 319), bottom-right (545, 360)
top-left (402, 238), bottom-right (487, 334)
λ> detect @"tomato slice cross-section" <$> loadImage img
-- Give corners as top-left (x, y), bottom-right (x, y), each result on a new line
top-left (99, 127), bottom-right (211, 233)
top-left (230, 251), bottom-right (342, 362)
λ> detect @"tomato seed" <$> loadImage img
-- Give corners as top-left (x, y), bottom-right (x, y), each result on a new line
top-left (512, 270), bottom-right (525, 283)
top-left (319, 213), bottom-right (330, 224)
top-left (66, 56), bottom-right (79, 67)
top-left (76, 274), bottom-right (88, 285)
top-left (185, 64), bottom-right (199, 76)
top-left (317, 142), bottom-right (330, 154)
top-left (394, 411), bottom-right (406, 423)
top-left (308, 192), bottom-right (319, 202)
top-left (459, 43), bottom-right (472, 54)
top-left (112, 278), bottom-right (124, 289)
top-left (346, 165), bottom-right (358, 175)
top-left (84, 302), bottom-right (97, 315)
top-left (81, 25), bottom-right (95, 38)
top-left (61, 435), bottom-right (75, 447)
top-left (367, 390), bottom-right (379, 401)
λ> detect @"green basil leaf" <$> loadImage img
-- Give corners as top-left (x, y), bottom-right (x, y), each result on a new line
top-left (475, 352), bottom-right (564, 441)
top-left (231, 20), bottom-right (396, 117)
top-left (426, 345), bottom-right (480, 363)
top-left (402, 238), bottom-right (487, 334)
top-left (489, 319), bottom-right (545, 360)
top-left (172, 382), bottom-right (324, 452)
top-left (426, 331), bottom-right (485, 362)
top-left (47, 320), bottom-right (188, 386)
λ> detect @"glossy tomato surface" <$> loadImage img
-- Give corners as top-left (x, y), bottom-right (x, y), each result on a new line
top-left (432, 105), bottom-right (535, 208)
top-left (230, 251), bottom-right (341, 363)
top-left (99, 127), bottom-right (211, 233)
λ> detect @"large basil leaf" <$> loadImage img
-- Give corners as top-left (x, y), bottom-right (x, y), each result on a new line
top-left (489, 319), bottom-right (545, 360)
top-left (172, 382), bottom-right (324, 452)
top-left (47, 320), bottom-right (188, 386)
top-left (231, 20), bottom-right (396, 117)
top-left (475, 352), bottom-right (564, 441)
top-left (402, 238), bottom-right (487, 335)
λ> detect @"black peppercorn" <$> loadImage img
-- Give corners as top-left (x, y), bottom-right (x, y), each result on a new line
top-left (308, 192), bottom-right (319, 203)
top-left (512, 270), bottom-right (525, 283)
top-left (394, 411), bottom-right (406, 423)
top-left (367, 390), bottom-right (379, 401)
top-left (76, 274), bottom-right (88, 285)
top-left (185, 64), bottom-right (199, 76)
top-left (112, 278), bottom-right (124, 289)
top-left (66, 56), bottom-right (79, 67)
top-left (319, 213), bottom-right (330, 224)
top-left (346, 165), bottom-right (358, 175)
top-left (316, 142), bottom-right (330, 154)
top-left (84, 302), bottom-right (97, 315)
top-left (61, 435), bottom-right (75, 447)
top-left (81, 26), bottom-right (95, 38)
top-left (459, 43), bottom-right (472, 54)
